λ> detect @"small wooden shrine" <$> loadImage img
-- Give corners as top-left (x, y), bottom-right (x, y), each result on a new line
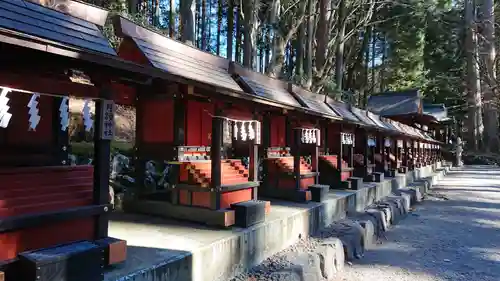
top-left (316, 97), bottom-right (365, 189)
top-left (113, 16), bottom-right (271, 227)
top-left (0, 1), bottom-right (149, 280)
top-left (348, 107), bottom-right (386, 181)
top-left (229, 66), bottom-right (328, 202)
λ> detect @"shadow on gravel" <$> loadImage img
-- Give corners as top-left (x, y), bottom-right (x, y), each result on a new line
top-left (343, 167), bottom-right (500, 281)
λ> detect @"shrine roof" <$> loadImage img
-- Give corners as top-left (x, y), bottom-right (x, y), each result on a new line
top-left (423, 103), bottom-right (450, 122)
top-left (324, 97), bottom-right (360, 123)
top-left (367, 89), bottom-right (423, 117)
top-left (287, 84), bottom-right (340, 118)
top-left (349, 107), bottom-right (380, 128)
top-left (0, 0), bottom-right (115, 55)
top-left (114, 16), bottom-right (244, 95)
top-left (229, 63), bottom-right (303, 108)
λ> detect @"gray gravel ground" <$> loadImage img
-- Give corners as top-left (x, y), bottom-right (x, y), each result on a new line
top-left (340, 166), bottom-right (500, 281)
top-left (231, 166), bottom-right (500, 281)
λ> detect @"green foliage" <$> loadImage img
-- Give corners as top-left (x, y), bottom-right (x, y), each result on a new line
top-left (422, 5), bottom-right (465, 115)
top-left (379, 0), bottom-right (429, 91)
top-left (71, 141), bottom-right (134, 158)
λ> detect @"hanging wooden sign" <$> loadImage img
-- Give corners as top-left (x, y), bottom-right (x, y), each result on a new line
top-left (99, 99), bottom-right (115, 140)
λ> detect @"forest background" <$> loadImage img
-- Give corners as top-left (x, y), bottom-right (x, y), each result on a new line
top-left (68, 0), bottom-right (500, 152)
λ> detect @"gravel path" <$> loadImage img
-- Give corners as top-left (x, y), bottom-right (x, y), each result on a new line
top-left (340, 166), bottom-right (500, 281)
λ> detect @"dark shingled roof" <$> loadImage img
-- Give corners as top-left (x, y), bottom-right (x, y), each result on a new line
top-left (423, 103), bottom-right (450, 122)
top-left (228, 62), bottom-right (302, 108)
top-left (349, 107), bottom-right (381, 128)
top-left (325, 97), bottom-right (360, 123)
top-left (0, 0), bottom-right (115, 55)
top-left (288, 84), bottom-right (339, 117)
top-left (367, 89), bottom-right (423, 116)
top-left (114, 16), bottom-right (243, 94)
top-left (366, 111), bottom-right (390, 130)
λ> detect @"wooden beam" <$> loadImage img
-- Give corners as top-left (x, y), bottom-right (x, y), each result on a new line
top-left (92, 85), bottom-right (113, 239)
top-left (0, 70), bottom-right (98, 99)
top-left (0, 204), bottom-right (111, 233)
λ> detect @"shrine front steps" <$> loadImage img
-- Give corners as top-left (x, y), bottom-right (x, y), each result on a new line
top-left (106, 161), bottom-right (450, 281)
top-left (184, 160), bottom-right (250, 187)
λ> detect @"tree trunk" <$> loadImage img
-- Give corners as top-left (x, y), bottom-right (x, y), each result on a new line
top-left (335, 0), bottom-right (346, 96)
top-left (304, 0), bottom-right (314, 89)
top-left (380, 33), bottom-right (386, 91)
top-left (180, 0), bottom-right (196, 45)
top-left (169, 0), bottom-right (175, 38)
top-left (196, 0), bottom-right (201, 47)
top-left (227, 0), bottom-right (234, 60)
top-left (242, 0), bottom-right (260, 69)
top-left (361, 25), bottom-right (372, 107)
top-left (371, 29), bottom-right (376, 92)
top-left (267, 0), bottom-right (307, 78)
top-left (201, 0), bottom-right (207, 50)
top-left (480, 0), bottom-right (499, 151)
top-left (128, 0), bottom-right (138, 13)
top-left (217, 0), bottom-right (222, 55)
top-left (315, 0), bottom-right (330, 72)
top-left (235, 5), bottom-right (241, 63)
top-left (465, 0), bottom-right (483, 150)
top-left (295, 22), bottom-right (305, 78)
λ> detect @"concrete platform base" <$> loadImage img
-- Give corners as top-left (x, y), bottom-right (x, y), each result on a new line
top-left (104, 162), bottom-right (449, 281)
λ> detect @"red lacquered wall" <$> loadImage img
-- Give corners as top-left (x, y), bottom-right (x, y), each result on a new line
top-left (141, 99), bottom-right (174, 143)
top-left (185, 100), bottom-right (214, 146)
top-left (270, 116), bottom-right (286, 147)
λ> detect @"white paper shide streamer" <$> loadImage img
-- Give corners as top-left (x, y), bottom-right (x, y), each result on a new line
top-left (59, 97), bottom-right (69, 131)
top-left (341, 133), bottom-right (353, 145)
top-left (27, 93), bottom-right (40, 130)
top-left (248, 121), bottom-right (255, 140)
top-left (240, 121), bottom-right (248, 141)
top-left (231, 120), bottom-right (261, 143)
top-left (82, 99), bottom-right (93, 132)
top-left (301, 128), bottom-right (320, 145)
top-left (0, 88), bottom-right (12, 128)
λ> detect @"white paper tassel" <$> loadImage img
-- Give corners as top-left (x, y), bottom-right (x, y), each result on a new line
top-left (0, 88), bottom-right (12, 128)
top-left (316, 129), bottom-right (321, 146)
top-left (240, 121), bottom-right (247, 141)
top-left (255, 121), bottom-right (261, 144)
top-left (27, 93), bottom-right (40, 131)
top-left (82, 99), bottom-right (93, 132)
top-left (233, 121), bottom-right (238, 139)
top-left (311, 129), bottom-right (316, 144)
top-left (248, 121), bottom-right (255, 140)
top-left (59, 97), bottom-right (69, 131)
